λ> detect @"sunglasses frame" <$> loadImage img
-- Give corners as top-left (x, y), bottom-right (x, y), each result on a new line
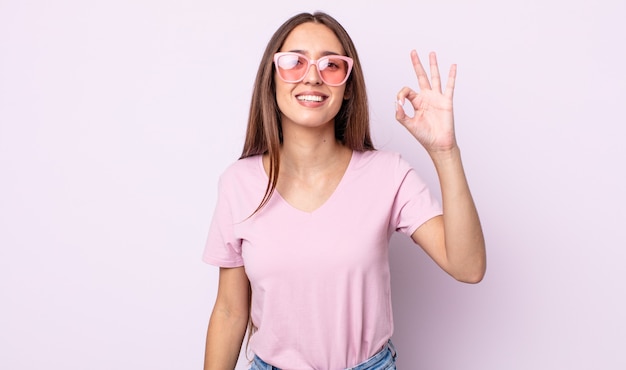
top-left (273, 52), bottom-right (354, 86)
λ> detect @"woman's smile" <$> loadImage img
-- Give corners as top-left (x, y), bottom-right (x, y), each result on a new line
top-left (295, 91), bottom-right (328, 107)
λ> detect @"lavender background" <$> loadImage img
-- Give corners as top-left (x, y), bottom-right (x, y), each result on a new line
top-left (1, 0), bottom-right (625, 369)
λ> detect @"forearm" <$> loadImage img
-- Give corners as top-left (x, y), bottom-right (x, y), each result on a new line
top-left (431, 146), bottom-right (486, 283)
top-left (204, 306), bottom-right (249, 370)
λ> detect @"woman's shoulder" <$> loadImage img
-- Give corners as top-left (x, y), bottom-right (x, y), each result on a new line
top-left (218, 155), bottom-right (264, 184)
top-left (353, 149), bottom-right (407, 169)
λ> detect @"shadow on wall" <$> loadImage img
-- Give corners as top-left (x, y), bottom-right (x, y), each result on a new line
top-left (389, 232), bottom-right (486, 369)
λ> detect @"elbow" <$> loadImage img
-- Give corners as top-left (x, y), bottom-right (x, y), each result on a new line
top-left (450, 242), bottom-right (487, 284)
top-left (451, 260), bottom-right (486, 284)
top-left (455, 270), bottom-right (485, 284)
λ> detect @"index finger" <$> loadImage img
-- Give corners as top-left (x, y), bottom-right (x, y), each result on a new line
top-left (410, 50), bottom-right (431, 91)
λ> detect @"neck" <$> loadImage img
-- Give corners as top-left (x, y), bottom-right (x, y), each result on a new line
top-left (279, 123), bottom-right (347, 174)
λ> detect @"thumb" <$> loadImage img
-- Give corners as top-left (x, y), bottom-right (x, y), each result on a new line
top-left (395, 100), bottom-right (409, 126)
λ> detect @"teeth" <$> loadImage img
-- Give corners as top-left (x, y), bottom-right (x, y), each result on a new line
top-left (297, 95), bottom-right (323, 102)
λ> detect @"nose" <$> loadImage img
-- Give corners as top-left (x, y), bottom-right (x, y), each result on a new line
top-left (303, 63), bottom-right (322, 85)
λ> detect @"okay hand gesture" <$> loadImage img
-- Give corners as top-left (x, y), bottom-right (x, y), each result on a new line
top-left (395, 51), bottom-right (458, 154)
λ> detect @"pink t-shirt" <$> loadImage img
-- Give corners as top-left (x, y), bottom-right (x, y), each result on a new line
top-left (203, 150), bottom-right (441, 369)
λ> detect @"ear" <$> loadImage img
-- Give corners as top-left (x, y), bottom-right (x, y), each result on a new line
top-left (343, 84), bottom-right (352, 100)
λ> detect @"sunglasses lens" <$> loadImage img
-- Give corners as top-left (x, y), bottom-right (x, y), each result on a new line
top-left (318, 57), bottom-right (350, 85)
top-left (276, 54), bottom-right (308, 83)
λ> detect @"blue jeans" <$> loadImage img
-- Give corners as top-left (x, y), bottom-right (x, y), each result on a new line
top-left (250, 340), bottom-right (397, 370)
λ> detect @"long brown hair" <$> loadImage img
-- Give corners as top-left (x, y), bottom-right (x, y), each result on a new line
top-left (240, 11), bottom-right (374, 216)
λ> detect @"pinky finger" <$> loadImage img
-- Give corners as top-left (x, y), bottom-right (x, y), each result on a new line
top-left (444, 64), bottom-right (457, 98)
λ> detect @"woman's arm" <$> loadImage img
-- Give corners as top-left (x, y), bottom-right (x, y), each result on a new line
top-left (396, 51), bottom-right (486, 283)
top-left (410, 148), bottom-right (486, 283)
top-left (204, 266), bottom-right (251, 370)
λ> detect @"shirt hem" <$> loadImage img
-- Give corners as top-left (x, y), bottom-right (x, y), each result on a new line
top-left (202, 256), bottom-right (244, 268)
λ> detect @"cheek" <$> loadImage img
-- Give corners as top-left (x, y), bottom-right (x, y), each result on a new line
top-left (330, 86), bottom-right (347, 109)
top-left (333, 84), bottom-right (347, 101)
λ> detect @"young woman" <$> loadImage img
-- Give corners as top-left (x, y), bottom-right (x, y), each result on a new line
top-left (203, 11), bottom-right (485, 370)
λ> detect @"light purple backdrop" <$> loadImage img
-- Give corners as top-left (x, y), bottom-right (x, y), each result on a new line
top-left (1, 0), bottom-right (625, 369)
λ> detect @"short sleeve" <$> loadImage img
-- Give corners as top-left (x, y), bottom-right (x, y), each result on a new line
top-left (202, 175), bottom-right (244, 268)
top-left (391, 158), bottom-right (442, 237)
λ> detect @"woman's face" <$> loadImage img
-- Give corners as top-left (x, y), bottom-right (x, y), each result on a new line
top-left (274, 22), bottom-right (348, 133)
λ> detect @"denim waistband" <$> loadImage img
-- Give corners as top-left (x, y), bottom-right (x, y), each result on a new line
top-left (347, 340), bottom-right (396, 370)
top-left (251, 340), bottom-right (397, 370)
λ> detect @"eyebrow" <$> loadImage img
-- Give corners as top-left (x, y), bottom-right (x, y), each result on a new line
top-left (288, 49), bottom-right (343, 56)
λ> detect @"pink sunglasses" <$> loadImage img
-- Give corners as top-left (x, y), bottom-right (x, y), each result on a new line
top-left (273, 52), bottom-right (354, 86)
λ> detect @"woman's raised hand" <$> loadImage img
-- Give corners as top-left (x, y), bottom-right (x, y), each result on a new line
top-left (395, 51), bottom-right (458, 154)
